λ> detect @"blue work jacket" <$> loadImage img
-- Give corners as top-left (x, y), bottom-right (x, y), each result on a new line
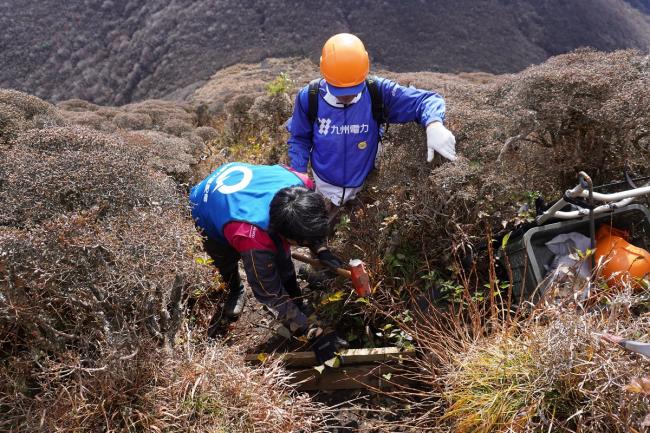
top-left (287, 77), bottom-right (446, 187)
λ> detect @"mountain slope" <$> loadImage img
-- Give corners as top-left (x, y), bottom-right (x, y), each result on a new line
top-left (1, 0), bottom-right (649, 104)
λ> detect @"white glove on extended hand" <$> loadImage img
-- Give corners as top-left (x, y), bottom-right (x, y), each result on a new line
top-left (426, 121), bottom-right (457, 162)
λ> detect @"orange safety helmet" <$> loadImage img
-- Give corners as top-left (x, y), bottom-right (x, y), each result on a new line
top-left (320, 33), bottom-right (369, 93)
top-left (594, 224), bottom-right (650, 287)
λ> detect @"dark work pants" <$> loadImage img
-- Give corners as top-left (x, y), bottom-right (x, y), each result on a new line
top-left (202, 238), bottom-right (241, 289)
top-left (202, 237), bottom-right (307, 332)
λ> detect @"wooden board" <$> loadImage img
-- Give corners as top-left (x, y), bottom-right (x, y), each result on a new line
top-left (245, 346), bottom-right (416, 368)
top-left (246, 347), bottom-right (417, 391)
top-left (289, 364), bottom-right (409, 391)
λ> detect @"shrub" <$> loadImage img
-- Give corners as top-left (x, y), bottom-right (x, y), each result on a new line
top-left (0, 206), bottom-right (205, 355)
top-left (0, 202), bottom-right (302, 430)
top-left (124, 99), bottom-right (196, 129)
top-left (95, 106), bottom-right (120, 119)
top-left (0, 87), bottom-right (326, 433)
top-left (331, 50), bottom-right (650, 291)
top-left (0, 89), bottom-right (55, 119)
top-left (495, 49), bottom-right (650, 185)
top-left (249, 92), bottom-right (294, 126)
top-left (120, 130), bottom-right (206, 184)
top-left (266, 72), bottom-right (294, 96)
top-left (59, 110), bottom-right (115, 131)
top-left (0, 90), bottom-right (64, 144)
top-left (113, 111), bottom-right (154, 130)
top-left (0, 126), bottom-right (178, 227)
top-left (56, 98), bottom-right (100, 112)
top-left (162, 118), bottom-right (194, 136)
top-left (0, 102), bottom-right (24, 144)
top-left (194, 125), bottom-right (218, 142)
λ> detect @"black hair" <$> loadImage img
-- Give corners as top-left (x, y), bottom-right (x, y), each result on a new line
top-left (269, 186), bottom-right (328, 247)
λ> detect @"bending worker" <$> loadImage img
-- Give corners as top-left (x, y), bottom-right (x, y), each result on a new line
top-left (288, 33), bottom-right (456, 213)
top-left (189, 162), bottom-right (343, 345)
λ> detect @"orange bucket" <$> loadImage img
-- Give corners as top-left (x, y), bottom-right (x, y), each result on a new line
top-left (595, 224), bottom-right (650, 287)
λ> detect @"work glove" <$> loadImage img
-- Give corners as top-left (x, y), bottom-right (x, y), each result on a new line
top-left (317, 249), bottom-right (345, 270)
top-left (426, 121), bottom-right (457, 162)
top-left (311, 331), bottom-right (349, 364)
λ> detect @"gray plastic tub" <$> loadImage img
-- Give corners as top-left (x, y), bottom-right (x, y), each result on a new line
top-left (500, 204), bottom-right (650, 302)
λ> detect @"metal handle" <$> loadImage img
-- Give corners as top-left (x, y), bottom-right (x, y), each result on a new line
top-left (537, 172), bottom-right (650, 225)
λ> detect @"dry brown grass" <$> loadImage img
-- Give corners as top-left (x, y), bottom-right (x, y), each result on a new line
top-left (145, 343), bottom-right (329, 433)
top-left (393, 286), bottom-right (649, 432)
top-left (363, 248), bottom-right (649, 433)
top-left (1, 338), bottom-right (329, 432)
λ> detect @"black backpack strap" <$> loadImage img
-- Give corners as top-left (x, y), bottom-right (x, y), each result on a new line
top-left (365, 75), bottom-right (387, 126)
top-left (309, 76), bottom-right (387, 128)
top-left (307, 78), bottom-right (321, 125)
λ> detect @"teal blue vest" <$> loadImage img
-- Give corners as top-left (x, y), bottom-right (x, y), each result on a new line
top-left (189, 163), bottom-right (305, 240)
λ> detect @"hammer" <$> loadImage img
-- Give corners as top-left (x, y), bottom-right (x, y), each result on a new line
top-left (291, 252), bottom-right (370, 297)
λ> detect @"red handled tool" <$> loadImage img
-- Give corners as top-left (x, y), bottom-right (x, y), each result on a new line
top-left (291, 252), bottom-right (370, 297)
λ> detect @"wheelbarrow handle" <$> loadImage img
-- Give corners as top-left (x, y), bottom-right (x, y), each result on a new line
top-left (537, 172), bottom-right (650, 225)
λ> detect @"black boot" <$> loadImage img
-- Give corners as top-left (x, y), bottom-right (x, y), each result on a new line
top-left (223, 274), bottom-right (246, 319)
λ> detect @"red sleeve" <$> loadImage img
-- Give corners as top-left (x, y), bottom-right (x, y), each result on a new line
top-left (223, 222), bottom-right (290, 254)
top-left (286, 166), bottom-right (314, 189)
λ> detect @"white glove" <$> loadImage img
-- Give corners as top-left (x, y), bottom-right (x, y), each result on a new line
top-left (426, 121), bottom-right (457, 162)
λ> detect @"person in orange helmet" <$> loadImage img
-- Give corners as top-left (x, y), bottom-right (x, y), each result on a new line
top-left (287, 33), bottom-right (456, 219)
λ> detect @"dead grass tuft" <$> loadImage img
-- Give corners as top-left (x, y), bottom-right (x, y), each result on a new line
top-left (1, 339), bottom-right (329, 432)
top-left (374, 262), bottom-right (649, 432)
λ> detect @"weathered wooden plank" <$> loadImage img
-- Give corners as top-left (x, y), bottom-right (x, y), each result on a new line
top-left (288, 364), bottom-right (408, 391)
top-left (245, 347), bottom-right (416, 368)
